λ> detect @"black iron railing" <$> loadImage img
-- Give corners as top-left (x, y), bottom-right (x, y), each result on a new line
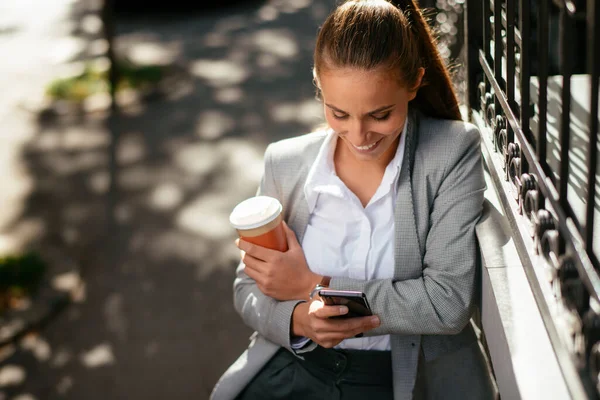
top-left (465, 0), bottom-right (600, 397)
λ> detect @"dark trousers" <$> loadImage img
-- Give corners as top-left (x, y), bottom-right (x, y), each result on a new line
top-left (236, 346), bottom-right (394, 400)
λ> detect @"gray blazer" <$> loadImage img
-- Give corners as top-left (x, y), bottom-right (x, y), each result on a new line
top-left (211, 108), bottom-right (493, 400)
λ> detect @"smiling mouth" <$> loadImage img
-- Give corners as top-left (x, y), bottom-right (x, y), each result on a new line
top-left (353, 138), bottom-right (381, 151)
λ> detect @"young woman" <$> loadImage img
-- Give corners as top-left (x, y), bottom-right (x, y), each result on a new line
top-left (212, 0), bottom-right (495, 399)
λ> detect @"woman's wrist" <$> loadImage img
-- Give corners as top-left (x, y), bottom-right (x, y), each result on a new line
top-left (303, 272), bottom-right (325, 301)
top-left (291, 302), bottom-right (308, 337)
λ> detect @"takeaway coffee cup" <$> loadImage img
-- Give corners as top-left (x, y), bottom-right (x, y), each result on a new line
top-left (229, 196), bottom-right (288, 252)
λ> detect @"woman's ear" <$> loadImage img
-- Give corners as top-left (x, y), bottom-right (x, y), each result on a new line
top-left (312, 68), bottom-right (320, 88)
top-left (407, 67), bottom-right (425, 101)
top-left (312, 67), bottom-right (322, 100)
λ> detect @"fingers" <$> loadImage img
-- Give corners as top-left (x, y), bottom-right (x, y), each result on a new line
top-left (309, 300), bottom-right (348, 317)
top-left (308, 301), bottom-right (379, 326)
top-left (282, 221), bottom-right (299, 249)
top-left (309, 315), bottom-right (381, 348)
top-left (309, 302), bottom-right (380, 330)
top-left (346, 315), bottom-right (380, 337)
top-left (241, 250), bottom-right (263, 269)
top-left (236, 238), bottom-right (278, 262)
top-left (243, 260), bottom-right (271, 296)
top-left (314, 305), bottom-right (349, 319)
top-left (302, 300), bottom-right (381, 348)
top-left (328, 315), bottom-right (380, 334)
top-left (243, 261), bottom-right (260, 279)
top-left (242, 253), bottom-right (266, 280)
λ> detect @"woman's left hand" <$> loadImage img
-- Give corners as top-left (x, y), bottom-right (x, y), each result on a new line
top-left (237, 221), bottom-right (321, 301)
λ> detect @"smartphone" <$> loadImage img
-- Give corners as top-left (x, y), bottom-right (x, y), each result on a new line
top-left (318, 289), bottom-right (373, 319)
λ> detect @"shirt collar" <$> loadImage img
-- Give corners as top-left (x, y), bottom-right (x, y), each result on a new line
top-left (382, 121), bottom-right (407, 192)
top-left (304, 129), bottom-right (338, 213)
top-left (304, 121), bottom-right (408, 213)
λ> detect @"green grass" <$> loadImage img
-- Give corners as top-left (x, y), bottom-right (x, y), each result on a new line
top-left (0, 251), bottom-right (47, 313)
top-left (0, 251), bottom-right (46, 295)
top-left (46, 61), bottom-right (165, 101)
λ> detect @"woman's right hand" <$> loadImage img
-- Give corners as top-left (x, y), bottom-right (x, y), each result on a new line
top-left (291, 300), bottom-right (381, 348)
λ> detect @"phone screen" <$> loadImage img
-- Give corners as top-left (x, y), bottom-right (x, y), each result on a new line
top-left (319, 290), bottom-right (373, 319)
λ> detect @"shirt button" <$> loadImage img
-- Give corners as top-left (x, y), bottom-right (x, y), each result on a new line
top-left (334, 359), bottom-right (343, 371)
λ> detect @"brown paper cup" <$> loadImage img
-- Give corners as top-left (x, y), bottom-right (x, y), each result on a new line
top-left (230, 196), bottom-right (288, 252)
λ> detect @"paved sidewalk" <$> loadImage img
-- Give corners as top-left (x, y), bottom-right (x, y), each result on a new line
top-left (0, 1), bottom-right (333, 398)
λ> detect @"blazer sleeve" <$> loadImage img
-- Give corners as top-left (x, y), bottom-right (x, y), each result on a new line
top-left (330, 125), bottom-right (486, 335)
top-left (232, 144), bottom-right (305, 350)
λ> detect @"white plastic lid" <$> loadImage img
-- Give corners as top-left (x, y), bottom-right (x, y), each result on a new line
top-left (229, 196), bottom-right (283, 230)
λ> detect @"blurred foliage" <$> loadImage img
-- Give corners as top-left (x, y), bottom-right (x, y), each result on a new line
top-left (0, 252), bottom-right (46, 311)
top-left (46, 61), bottom-right (164, 101)
top-left (431, 0), bottom-right (466, 104)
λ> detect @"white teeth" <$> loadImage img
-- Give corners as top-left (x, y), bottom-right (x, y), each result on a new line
top-left (354, 141), bottom-right (378, 150)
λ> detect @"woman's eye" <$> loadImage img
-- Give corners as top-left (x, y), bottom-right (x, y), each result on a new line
top-left (372, 112), bottom-right (391, 121)
top-left (332, 111), bottom-right (348, 120)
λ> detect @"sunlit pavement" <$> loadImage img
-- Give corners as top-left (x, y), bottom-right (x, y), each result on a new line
top-left (0, 0), bottom-right (334, 398)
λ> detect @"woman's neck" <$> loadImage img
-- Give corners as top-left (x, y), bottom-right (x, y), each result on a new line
top-left (333, 136), bottom-right (400, 207)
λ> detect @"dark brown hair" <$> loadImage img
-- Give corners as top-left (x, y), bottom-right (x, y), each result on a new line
top-left (314, 0), bottom-right (461, 121)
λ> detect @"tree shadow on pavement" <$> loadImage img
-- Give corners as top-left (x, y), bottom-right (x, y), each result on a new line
top-left (0, 0), bottom-right (334, 399)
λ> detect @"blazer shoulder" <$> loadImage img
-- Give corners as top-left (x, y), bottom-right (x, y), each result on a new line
top-left (418, 116), bottom-right (481, 147)
top-left (415, 116), bottom-right (481, 169)
top-left (265, 130), bottom-right (328, 166)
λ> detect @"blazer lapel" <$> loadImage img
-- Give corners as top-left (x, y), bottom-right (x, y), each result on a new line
top-left (394, 109), bottom-right (423, 279)
top-left (391, 109), bottom-right (422, 400)
top-left (286, 113), bottom-right (423, 276)
top-left (289, 199), bottom-right (310, 244)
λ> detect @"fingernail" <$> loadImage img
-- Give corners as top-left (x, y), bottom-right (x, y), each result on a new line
top-left (235, 239), bottom-right (240, 247)
top-left (371, 316), bottom-right (380, 326)
top-left (339, 306), bottom-right (348, 315)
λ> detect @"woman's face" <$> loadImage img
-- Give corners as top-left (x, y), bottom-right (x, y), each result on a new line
top-left (318, 67), bottom-right (422, 165)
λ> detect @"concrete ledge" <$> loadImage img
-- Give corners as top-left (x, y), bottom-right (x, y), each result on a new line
top-left (476, 166), bottom-right (571, 400)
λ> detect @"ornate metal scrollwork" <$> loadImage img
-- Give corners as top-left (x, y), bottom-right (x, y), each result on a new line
top-left (494, 115), bottom-right (506, 154)
top-left (557, 256), bottom-right (589, 315)
top-left (541, 229), bottom-right (561, 268)
top-left (523, 176), bottom-right (546, 239)
top-left (560, 278), bottom-right (588, 315)
top-left (515, 52), bottom-right (521, 89)
top-left (589, 342), bottom-right (600, 394)
top-left (484, 93), bottom-right (494, 121)
top-left (507, 143), bottom-right (521, 201)
top-left (525, 189), bottom-right (541, 220)
top-left (542, 229), bottom-right (561, 287)
top-left (495, 128), bottom-right (504, 160)
top-left (478, 82), bottom-right (487, 113)
top-left (520, 173), bottom-right (537, 217)
top-left (583, 311), bottom-right (600, 368)
top-left (485, 94), bottom-right (495, 129)
top-left (509, 157), bottom-right (521, 200)
top-left (495, 115), bottom-right (505, 132)
top-left (534, 209), bottom-right (555, 255)
top-left (505, 141), bottom-right (518, 173)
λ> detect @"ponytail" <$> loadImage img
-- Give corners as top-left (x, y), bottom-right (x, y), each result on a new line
top-left (314, 0), bottom-right (462, 121)
top-left (394, 0), bottom-right (461, 120)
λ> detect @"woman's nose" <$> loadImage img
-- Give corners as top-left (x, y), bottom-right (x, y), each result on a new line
top-left (346, 119), bottom-right (366, 141)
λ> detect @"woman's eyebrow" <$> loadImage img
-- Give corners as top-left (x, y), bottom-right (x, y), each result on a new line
top-left (325, 103), bottom-right (395, 115)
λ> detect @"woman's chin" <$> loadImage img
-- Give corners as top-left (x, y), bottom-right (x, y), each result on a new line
top-left (347, 140), bottom-right (394, 163)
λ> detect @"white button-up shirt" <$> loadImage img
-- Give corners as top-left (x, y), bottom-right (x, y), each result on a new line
top-left (300, 124), bottom-right (406, 351)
